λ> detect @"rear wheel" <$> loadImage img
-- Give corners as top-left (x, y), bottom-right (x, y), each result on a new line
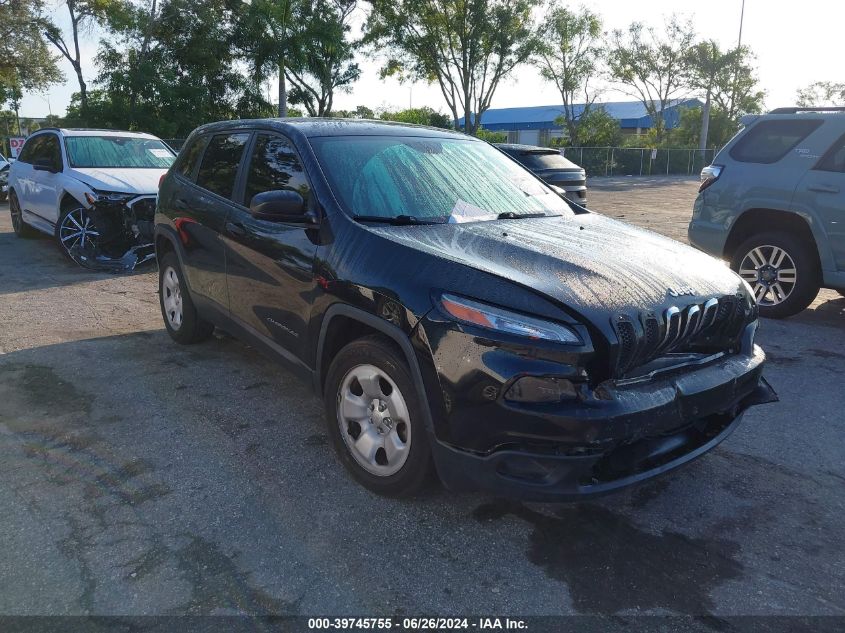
top-left (9, 191), bottom-right (37, 238)
top-left (324, 335), bottom-right (434, 497)
top-left (158, 251), bottom-right (214, 344)
top-left (731, 231), bottom-right (820, 319)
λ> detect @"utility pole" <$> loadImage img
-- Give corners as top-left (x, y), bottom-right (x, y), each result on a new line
top-left (728, 0), bottom-right (746, 120)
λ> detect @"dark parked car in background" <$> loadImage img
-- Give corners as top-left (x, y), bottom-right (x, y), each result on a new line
top-left (496, 143), bottom-right (587, 205)
top-left (689, 106), bottom-right (845, 318)
top-left (155, 119), bottom-right (775, 501)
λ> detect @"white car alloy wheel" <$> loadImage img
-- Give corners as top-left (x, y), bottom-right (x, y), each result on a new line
top-left (59, 207), bottom-right (99, 253)
top-left (738, 244), bottom-right (797, 306)
top-left (161, 266), bottom-right (184, 330)
top-left (337, 364), bottom-right (411, 476)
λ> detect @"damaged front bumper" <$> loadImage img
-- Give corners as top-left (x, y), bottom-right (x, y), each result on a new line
top-left (68, 194), bottom-right (157, 272)
top-left (429, 336), bottom-right (778, 502)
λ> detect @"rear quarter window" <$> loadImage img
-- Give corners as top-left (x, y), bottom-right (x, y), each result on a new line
top-left (729, 119), bottom-right (823, 164)
top-left (174, 135), bottom-right (210, 181)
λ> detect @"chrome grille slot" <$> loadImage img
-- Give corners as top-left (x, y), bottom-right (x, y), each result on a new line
top-left (613, 294), bottom-right (745, 378)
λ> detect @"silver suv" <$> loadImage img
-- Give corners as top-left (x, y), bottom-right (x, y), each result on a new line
top-left (689, 107), bottom-right (845, 318)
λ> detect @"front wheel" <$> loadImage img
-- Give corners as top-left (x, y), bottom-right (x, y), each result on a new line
top-left (731, 231), bottom-right (820, 319)
top-left (55, 204), bottom-right (99, 259)
top-left (324, 335), bottom-right (434, 497)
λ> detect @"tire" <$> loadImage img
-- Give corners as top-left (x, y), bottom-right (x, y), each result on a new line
top-left (9, 190), bottom-right (37, 238)
top-left (324, 334), bottom-right (434, 497)
top-left (158, 251), bottom-right (214, 344)
top-left (731, 231), bottom-right (820, 319)
top-left (55, 202), bottom-right (98, 259)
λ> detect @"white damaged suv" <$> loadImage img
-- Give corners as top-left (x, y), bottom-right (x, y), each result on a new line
top-left (8, 128), bottom-right (176, 271)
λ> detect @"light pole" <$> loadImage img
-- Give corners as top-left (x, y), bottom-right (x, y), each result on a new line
top-left (728, 0), bottom-right (746, 119)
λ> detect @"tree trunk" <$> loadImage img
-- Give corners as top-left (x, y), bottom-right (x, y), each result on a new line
top-left (278, 62), bottom-right (287, 117)
top-left (464, 102), bottom-right (473, 135)
top-left (699, 90), bottom-right (711, 152)
top-left (75, 64), bottom-right (88, 113)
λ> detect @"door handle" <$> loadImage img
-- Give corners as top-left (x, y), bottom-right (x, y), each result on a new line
top-left (808, 184), bottom-right (840, 194)
top-left (226, 221), bottom-right (246, 237)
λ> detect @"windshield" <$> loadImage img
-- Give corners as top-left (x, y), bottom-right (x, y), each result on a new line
top-left (309, 135), bottom-right (571, 223)
top-left (66, 136), bottom-right (176, 169)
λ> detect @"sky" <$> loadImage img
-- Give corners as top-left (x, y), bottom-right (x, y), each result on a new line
top-left (19, 0), bottom-right (844, 119)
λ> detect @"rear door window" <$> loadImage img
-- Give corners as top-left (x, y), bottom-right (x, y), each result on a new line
top-left (195, 132), bottom-right (250, 199)
top-left (729, 119), bottom-right (823, 164)
top-left (814, 134), bottom-right (845, 173)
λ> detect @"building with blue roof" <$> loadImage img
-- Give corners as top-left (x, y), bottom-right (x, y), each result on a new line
top-left (459, 99), bottom-right (703, 145)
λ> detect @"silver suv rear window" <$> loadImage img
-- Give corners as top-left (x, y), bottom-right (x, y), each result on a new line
top-left (729, 119), bottom-right (822, 164)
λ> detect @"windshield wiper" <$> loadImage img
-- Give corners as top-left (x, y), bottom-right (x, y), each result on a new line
top-left (496, 212), bottom-right (551, 220)
top-left (353, 214), bottom-right (443, 226)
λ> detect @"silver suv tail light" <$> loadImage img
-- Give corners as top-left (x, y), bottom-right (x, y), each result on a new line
top-left (699, 165), bottom-right (724, 192)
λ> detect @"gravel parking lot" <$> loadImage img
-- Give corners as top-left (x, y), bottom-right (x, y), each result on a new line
top-left (1, 176), bottom-right (843, 618)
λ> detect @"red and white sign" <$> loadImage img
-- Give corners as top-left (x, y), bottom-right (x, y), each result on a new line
top-left (9, 137), bottom-right (26, 159)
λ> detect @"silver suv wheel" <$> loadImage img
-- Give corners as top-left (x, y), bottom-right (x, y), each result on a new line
top-left (738, 245), bottom-right (797, 306)
top-left (161, 266), bottom-right (184, 330)
top-left (337, 363), bottom-right (411, 476)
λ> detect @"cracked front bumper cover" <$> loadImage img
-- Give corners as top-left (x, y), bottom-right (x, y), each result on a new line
top-left (68, 242), bottom-right (156, 273)
top-left (430, 345), bottom-right (778, 501)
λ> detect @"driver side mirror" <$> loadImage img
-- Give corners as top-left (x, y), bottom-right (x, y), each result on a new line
top-left (33, 158), bottom-right (59, 174)
top-left (249, 189), bottom-right (315, 224)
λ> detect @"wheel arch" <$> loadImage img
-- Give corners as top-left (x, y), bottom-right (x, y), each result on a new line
top-left (315, 304), bottom-right (436, 436)
top-left (724, 209), bottom-right (821, 268)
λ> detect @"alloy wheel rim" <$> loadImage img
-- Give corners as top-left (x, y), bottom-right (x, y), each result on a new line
top-left (337, 364), bottom-right (411, 477)
top-left (738, 245), bottom-right (797, 306)
top-left (59, 207), bottom-right (100, 253)
top-left (161, 266), bottom-right (184, 330)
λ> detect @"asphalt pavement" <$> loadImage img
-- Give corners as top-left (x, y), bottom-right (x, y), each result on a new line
top-left (0, 177), bottom-right (843, 617)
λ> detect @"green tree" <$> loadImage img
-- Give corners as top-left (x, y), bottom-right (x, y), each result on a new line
top-left (685, 41), bottom-right (763, 149)
top-left (237, 0), bottom-right (301, 116)
top-left (674, 105), bottom-right (742, 149)
top-left (378, 106), bottom-right (451, 128)
top-left (365, 0), bottom-right (541, 135)
top-left (75, 0), bottom-right (268, 136)
top-left (44, 0), bottom-right (121, 114)
top-left (607, 15), bottom-right (696, 143)
top-left (533, 4), bottom-right (602, 146)
top-left (285, 0), bottom-right (361, 117)
top-left (796, 81), bottom-right (845, 107)
top-left (558, 106), bottom-right (621, 147)
top-left (0, 0), bottom-right (63, 95)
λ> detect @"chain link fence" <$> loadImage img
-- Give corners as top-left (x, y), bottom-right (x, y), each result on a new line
top-left (3, 136), bottom-right (715, 179)
top-left (561, 147), bottom-right (716, 178)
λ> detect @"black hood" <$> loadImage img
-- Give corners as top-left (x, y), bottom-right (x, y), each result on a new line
top-left (369, 213), bottom-right (744, 318)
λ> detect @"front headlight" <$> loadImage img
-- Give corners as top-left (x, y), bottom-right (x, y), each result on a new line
top-left (439, 293), bottom-right (582, 344)
top-left (84, 190), bottom-right (135, 205)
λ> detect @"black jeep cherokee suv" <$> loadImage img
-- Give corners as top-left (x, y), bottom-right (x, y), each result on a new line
top-left (155, 119), bottom-right (776, 501)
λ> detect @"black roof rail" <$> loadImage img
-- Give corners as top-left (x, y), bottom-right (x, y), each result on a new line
top-left (769, 106), bottom-right (845, 114)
